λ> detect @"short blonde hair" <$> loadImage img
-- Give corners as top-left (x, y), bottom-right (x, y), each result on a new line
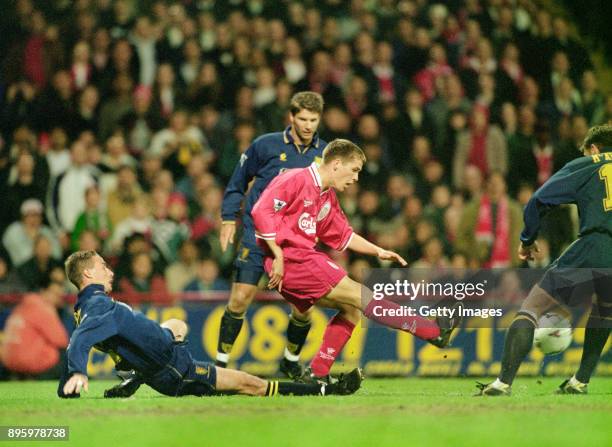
top-left (322, 139), bottom-right (366, 165)
top-left (65, 250), bottom-right (97, 288)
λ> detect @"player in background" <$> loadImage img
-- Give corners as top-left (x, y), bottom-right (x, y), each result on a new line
top-left (216, 91), bottom-right (326, 377)
top-left (58, 251), bottom-right (362, 399)
top-left (251, 139), bottom-right (460, 383)
top-left (478, 124), bottom-right (612, 396)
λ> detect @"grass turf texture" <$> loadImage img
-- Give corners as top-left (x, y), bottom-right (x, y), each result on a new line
top-left (1, 378), bottom-right (610, 447)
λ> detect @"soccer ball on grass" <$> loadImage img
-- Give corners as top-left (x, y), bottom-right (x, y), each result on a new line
top-left (533, 312), bottom-right (573, 355)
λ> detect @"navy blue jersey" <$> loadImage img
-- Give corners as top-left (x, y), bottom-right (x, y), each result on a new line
top-left (64, 284), bottom-right (175, 377)
top-left (221, 126), bottom-right (325, 245)
top-left (521, 152), bottom-right (612, 245)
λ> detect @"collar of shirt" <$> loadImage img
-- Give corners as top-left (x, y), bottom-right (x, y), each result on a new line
top-left (283, 126), bottom-right (320, 153)
top-left (308, 162), bottom-right (330, 196)
top-left (77, 283), bottom-right (106, 305)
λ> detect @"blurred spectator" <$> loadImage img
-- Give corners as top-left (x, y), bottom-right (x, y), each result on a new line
top-left (0, 249), bottom-right (26, 294)
top-left (359, 142), bottom-right (388, 192)
top-left (283, 37), bottom-right (307, 85)
top-left (129, 16), bottom-right (158, 87)
top-left (414, 43), bottom-right (453, 102)
top-left (453, 105), bottom-right (507, 188)
top-left (0, 268), bottom-right (68, 377)
top-left (70, 41), bottom-right (93, 91)
top-left (106, 164), bottom-right (143, 228)
top-left (32, 69), bottom-right (74, 133)
top-left (45, 127), bottom-right (71, 178)
top-left (382, 174), bottom-right (413, 218)
top-left (580, 70), bottom-right (605, 126)
top-left (17, 234), bottom-right (63, 290)
top-left (149, 109), bottom-right (210, 179)
top-left (455, 172), bottom-right (523, 267)
top-left (412, 237), bottom-right (449, 269)
top-left (70, 185), bottom-right (111, 252)
top-left (507, 107), bottom-right (538, 194)
top-left (117, 251), bottom-right (167, 294)
top-left (593, 93), bottom-right (612, 126)
top-left (165, 239), bottom-right (200, 294)
top-left (2, 151), bottom-right (47, 230)
top-left (151, 192), bottom-right (190, 264)
top-left (185, 62), bottom-right (223, 111)
top-left (184, 258), bottom-right (230, 292)
top-left (216, 121), bottom-right (256, 183)
top-left (76, 229), bottom-right (102, 253)
top-left (100, 133), bottom-right (137, 173)
top-left (47, 139), bottom-right (98, 234)
top-left (120, 85), bottom-right (163, 155)
top-left (109, 199), bottom-right (153, 254)
top-left (427, 74), bottom-right (471, 151)
top-left (138, 152), bottom-right (163, 192)
top-left (176, 154), bottom-right (209, 203)
top-left (257, 79), bottom-right (293, 135)
top-left (191, 186), bottom-right (222, 241)
top-left (2, 199), bottom-right (62, 267)
top-left (496, 42), bottom-right (524, 104)
top-left (98, 72), bottom-right (134, 141)
top-left (1, 80), bottom-right (37, 138)
top-left (539, 77), bottom-right (581, 128)
top-left (151, 63), bottom-right (180, 121)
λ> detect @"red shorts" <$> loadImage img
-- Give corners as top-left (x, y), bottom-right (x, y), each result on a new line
top-left (264, 250), bottom-right (347, 313)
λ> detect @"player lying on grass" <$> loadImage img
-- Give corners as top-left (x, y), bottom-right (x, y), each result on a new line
top-left (251, 139), bottom-right (461, 383)
top-left (57, 250), bottom-right (362, 398)
top-left (477, 124), bottom-right (612, 396)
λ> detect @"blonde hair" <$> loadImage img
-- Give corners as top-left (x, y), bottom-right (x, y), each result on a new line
top-left (64, 250), bottom-right (97, 288)
top-left (322, 139), bottom-right (366, 164)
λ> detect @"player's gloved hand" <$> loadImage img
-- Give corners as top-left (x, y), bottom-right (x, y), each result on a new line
top-left (220, 221), bottom-right (236, 252)
top-left (376, 248), bottom-right (407, 266)
top-left (518, 241), bottom-right (539, 261)
top-left (268, 255), bottom-right (284, 292)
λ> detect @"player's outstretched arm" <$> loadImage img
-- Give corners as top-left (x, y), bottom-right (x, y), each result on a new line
top-left (58, 311), bottom-right (119, 398)
top-left (347, 234), bottom-right (407, 266)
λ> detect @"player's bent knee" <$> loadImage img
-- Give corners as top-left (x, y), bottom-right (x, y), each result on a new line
top-left (161, 319), bottom-right (188, 342)
top-left (327, 277), bottom-right (363, 308)
top-left (520, 284), bottom-right (560, 319)
top-left (291, 305), bottom-right (312, 322)
top-left (228, 284), bottom-right (258, 314)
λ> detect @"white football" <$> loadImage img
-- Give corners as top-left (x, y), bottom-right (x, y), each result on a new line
top-left (533, 312), bottom-right (573, 355)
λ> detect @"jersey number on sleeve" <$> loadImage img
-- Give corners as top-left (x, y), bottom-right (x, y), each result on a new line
top-left (599, 164), bottom-right (612, 211)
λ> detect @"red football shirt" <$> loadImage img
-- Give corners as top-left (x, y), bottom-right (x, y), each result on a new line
top-left (252, 163), bottom-right (354, 259)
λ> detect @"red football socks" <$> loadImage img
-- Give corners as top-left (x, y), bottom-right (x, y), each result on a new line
top-left (310, 314), bottom-right (355, 377)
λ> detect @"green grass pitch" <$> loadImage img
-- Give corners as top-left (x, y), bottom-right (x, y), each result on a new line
top-left (1, 378), bottom-right (611, 447)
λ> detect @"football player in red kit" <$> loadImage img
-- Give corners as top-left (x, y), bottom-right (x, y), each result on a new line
top-left (252, 139), bottom-right (460, 382)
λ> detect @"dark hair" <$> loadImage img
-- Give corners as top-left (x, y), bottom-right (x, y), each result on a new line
top-left (322, 139), bottom-right (366, 164)
top-left (580, 124), bottom-right (612, 153)
top-left (290, 91), bottom-right (324, 115)
top-left (64, 250), bottom-right (97, 288)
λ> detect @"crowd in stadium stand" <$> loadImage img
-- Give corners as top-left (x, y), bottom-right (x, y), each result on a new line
top-left (0, 0), bottom-right (610, 299)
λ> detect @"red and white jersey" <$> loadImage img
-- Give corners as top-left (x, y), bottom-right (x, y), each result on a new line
top-left (252, 163), bottom-right (354, 258)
